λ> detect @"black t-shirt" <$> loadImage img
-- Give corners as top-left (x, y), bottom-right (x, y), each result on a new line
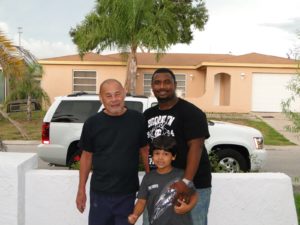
top-left (143, 98), bottom-right (212, 188)
top-left (79, 109), bottom-right (147, 194)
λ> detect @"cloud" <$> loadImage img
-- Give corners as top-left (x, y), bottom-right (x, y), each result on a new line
top-left (14, 37), bottom-right (77, 59)
top-left (1, 21), bottom-right (77, 59)
top-left (261, 17), bottom-right (300, 34)
top-left (0, 22), bottom-right (10, 34)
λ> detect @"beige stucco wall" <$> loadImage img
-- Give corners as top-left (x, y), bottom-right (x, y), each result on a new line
top-left (135, 68), bottom-right (207, 98)
top-left (187, 67), bottom-right (298, 113)
top-left (42, 64), bottom-right (127, 103)
top-left (41, 61), bottom-right (297, 113)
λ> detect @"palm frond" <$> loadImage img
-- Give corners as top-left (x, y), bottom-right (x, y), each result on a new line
top-left (0, 29), bottom-right (26, 77)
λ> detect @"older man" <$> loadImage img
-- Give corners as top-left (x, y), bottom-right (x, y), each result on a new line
top-left (76, 79), bottom-right (149, 225)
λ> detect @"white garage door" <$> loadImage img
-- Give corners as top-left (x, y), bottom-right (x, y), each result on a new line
top-left (252, 73), bottom-right (300, 112)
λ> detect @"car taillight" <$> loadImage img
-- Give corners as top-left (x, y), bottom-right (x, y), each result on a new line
top-left (42, 122), bottom-right (50, 144)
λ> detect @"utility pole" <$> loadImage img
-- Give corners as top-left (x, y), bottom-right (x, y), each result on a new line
top-left (18, 27), bottom-right (22, 46)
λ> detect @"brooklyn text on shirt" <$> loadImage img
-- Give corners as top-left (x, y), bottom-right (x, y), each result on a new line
top-left (147, 115), bottom-right (175, 128)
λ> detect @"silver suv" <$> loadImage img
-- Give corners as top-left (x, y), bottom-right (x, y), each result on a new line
top-left (37, 93), bottom-right (267, 172)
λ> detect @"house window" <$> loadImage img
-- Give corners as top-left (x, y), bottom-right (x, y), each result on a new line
top-left (73, 71), bottom-right (96, 93)
top-left (143, 74), bottom-right (152, 96)
top-left (143, 73), bottom-right (186, 97)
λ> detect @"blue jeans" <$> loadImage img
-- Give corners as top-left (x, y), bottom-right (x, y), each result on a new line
top-left (89, 190), bottom-right (135, 225)
top-left (142, 187), bottom-right (211, 225)
top-left (191, 188), bottom-right (211, 225)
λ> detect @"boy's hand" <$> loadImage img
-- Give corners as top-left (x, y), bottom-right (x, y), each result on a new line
top-left (128, 214), bottom-right (138, 224)
top-left (174, 198), bottom-right (191, 214)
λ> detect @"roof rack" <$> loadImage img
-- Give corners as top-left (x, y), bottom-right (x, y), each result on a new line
top-left (125, 94), bottom-right (148, 98)
top-left (67, 92), bottom-right (91, 97)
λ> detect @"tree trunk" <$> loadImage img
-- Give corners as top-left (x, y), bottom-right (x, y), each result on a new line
top-left (125, 51), bottom-right (137, 95)
top-left (0, 108), bottom-right (29, 139)
top-left (27, 94), bottom-right (32, 121)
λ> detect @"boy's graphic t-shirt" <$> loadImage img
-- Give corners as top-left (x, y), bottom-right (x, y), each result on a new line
top-left (137, 168), bottom-right (193, 225)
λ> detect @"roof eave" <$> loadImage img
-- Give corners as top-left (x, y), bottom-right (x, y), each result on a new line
top-left (197, 62), bottom-right (299, 69)
top-left (38, 60), bottom-right (126, 66)
top-left (137, 65), bottom-right (196, 69)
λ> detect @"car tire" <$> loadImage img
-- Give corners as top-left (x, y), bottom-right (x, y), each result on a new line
top-left (214, 148), bottom-right (248, 172)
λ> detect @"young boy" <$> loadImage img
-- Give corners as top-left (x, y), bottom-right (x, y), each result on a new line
top-left (128, 135), bottom-right (198, 225)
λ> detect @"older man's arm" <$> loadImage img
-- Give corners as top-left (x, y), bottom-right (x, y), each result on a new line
top-left (76, 150), bottom-right (92, 213)
top-left (140, 145), bottom-right (150, 173)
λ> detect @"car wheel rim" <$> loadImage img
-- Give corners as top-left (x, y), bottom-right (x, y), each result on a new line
top-left (218, 157), bottom-right (240, 172)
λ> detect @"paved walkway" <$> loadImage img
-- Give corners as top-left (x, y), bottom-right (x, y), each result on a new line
top-left (253, 112), bottom-right (300, 146)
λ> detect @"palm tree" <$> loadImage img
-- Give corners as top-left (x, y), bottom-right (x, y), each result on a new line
top-left (0, 29), bottom-right (28, 141)
top-left (6, 63), bottom-right (50, 121)
top-left (0, 30), bottom-right (26, 77)
top-left (70, 0), bottom-right (208, 94)
top-left (1, 29), bottom-right (49, 122)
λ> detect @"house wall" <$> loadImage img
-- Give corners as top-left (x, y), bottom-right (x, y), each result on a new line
top-left (42, 64), bottom-right (127, 103)
top-left (186, 67), bottom-right (297, 113)
top-left (135, 68), bottom-right (206, 98)
top-left (41, 63), bottom-right (297, 113)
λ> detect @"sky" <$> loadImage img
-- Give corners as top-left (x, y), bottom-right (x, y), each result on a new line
top-left (0, 0), bottom-right (300, 59)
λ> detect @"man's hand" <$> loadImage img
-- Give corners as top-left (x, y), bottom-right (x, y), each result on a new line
top-left (76, 190), bottom-right (86, 213)
top-left (170, 180), bottom-right (193, 205)
top-left (170, 180), bottom-right (190, 195)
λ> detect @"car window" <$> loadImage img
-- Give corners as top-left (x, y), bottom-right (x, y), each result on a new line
top-left (125, 101), bottom-right (143, 112)
top-left (51, 100), bottom-right (101, 123)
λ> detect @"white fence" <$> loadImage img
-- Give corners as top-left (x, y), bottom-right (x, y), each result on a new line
top-left (0, 152), bottom-right (298, 225)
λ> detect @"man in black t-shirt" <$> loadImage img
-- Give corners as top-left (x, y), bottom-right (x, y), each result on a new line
top-left (143, 68), bottom-right (212, 225)
top-left (76, 79), bottom-right (149, 225)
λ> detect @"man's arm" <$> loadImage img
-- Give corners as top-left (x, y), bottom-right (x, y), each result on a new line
top-left (128, 199), bottom-right (147, 224)
top-left (140, 145), bottom-right (150, 173)
top-left (171, 137), bottom-right (204, 195)
top-left (76, 150), bottom-right (92, 213)
top-left (184, 137), bottom-right (205, 180)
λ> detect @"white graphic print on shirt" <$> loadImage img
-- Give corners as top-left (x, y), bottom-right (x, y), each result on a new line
top-left (147, 115), bottom-right (175, 140)
top-left (147, 115), bottom-right (176, 167)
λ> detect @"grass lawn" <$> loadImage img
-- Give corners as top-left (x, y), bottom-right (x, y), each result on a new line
top-left (0, 111), bottom-right (46, 140)
top-left (208, 115), bottom-right (294, 146)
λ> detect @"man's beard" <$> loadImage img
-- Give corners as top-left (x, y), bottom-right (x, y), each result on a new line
top-left (156, 93), bottom-right (176, 103)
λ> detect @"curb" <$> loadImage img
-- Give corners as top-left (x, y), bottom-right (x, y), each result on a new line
top-left (2, 140), bottom-right (40, 145)
top-left (265, 145), bottom-right (299, 150)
